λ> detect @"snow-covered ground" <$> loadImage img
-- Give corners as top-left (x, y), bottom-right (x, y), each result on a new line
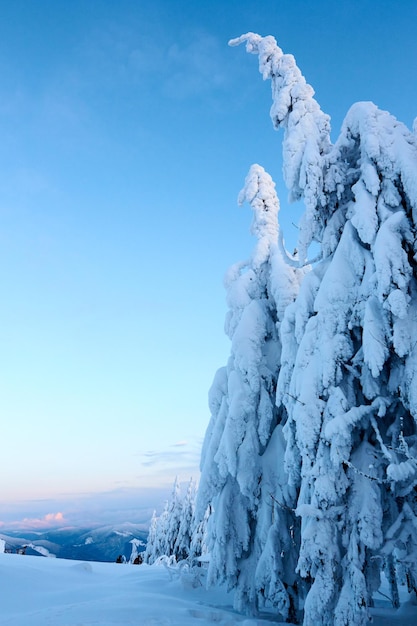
top-left (1, 552), bottom-right (416, 625)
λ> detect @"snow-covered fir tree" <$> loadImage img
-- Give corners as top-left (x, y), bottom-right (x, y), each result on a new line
top-left (144, 477), bottom-right (197, 564)
top-left (189, 502), bottom-right (211, 564)
top-left (174, 477), bottom-right (196, 561)
top-left (162, 477), bottom-right (183, 559)
top-left (143, 510), bottom-right (159, 565)
top-left (196, 33), bottom-right (417, 626)
top-left (196, 163), bottom-right (303, 619)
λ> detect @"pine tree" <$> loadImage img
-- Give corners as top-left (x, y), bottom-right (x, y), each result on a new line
top-left (229, 32), bottom-right (417, 626)
top-left (144, 478), bottom-right (198, 564)
top-left (143, 505), bottom-right (169, 565)
top-left (163, 477), bottom-right (183, 559)
top-left (196, 163), bottom-right (302, 618)
top-left (143, 510), bottom-right (160, 565)
top-left (174, 477), bottom-right (196, 561)
top-left (189, 503), bottom-right (211, 563)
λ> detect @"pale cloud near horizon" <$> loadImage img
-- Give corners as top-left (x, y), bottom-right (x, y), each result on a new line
top-left (0, 511), bottom-right (66, 531)
top-left (0, 485), bottom-right (174, 531)
top-left (0, 439), bottom-right (203, 532)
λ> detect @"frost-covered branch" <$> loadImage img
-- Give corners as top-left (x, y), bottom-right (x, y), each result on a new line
top-left (341, 458), bottom-right (389, 485)
top-left (229, 32), bottom-right (332, 262)
top-left (238, 164), bottom-right (279, 269)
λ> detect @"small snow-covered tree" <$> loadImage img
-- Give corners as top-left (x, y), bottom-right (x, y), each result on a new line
top-left (163, 477), bottom-right (183, 559)
top-left (129, 538), bottom-right (144, 564)
top-left (196, 163), bottom-right (303, 619)
top-left (228, 32), bottom-right (417, 626)
top-left (144, 477), bottom-right (198, 564)
top-left (189, 503), bottom-right (211, 563)
top-left (143, 510), bottom-right (159, 564)
top-left (143, 503), bottom-right (171, 565)
top-left (174, 477), bottom-right (196, 561)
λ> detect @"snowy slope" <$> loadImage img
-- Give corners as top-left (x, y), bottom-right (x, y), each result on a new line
top-left (0, 552), bottom-right (416, 625)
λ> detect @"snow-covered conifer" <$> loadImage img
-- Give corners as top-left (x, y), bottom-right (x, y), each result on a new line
top-left (160, 477), bottom-right (183, 561)
top-left (143, 504), bottom-right (170, 565)
top-left (189, 503), bottom-right (211, 563)
top-left (230, 32), bottom-right (417, 626)
top-left (144, 478), bottom-right (198, 564)
top-left (143, 510), bottom-right (160, 565)
top-left (197, 163), bottom-right (302, 618)
top-left (174, 477), bottom-right (196, 561)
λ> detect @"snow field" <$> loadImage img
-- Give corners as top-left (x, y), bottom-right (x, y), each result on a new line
top-left (0, 553), bottom-right (269, 626)
top-left (1, 552), bottom-right (416, 625)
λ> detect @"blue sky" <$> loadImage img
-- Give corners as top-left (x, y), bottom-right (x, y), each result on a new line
top-left (1, 0), bottom-right (417, 528)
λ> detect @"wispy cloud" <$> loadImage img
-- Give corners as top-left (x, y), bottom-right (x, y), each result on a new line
top-left (162, 32), bottom-right (232, 100)
top-left (75, 17), bottom-right (239, 103)
top-left (139, 439), bottom-right (201, 470)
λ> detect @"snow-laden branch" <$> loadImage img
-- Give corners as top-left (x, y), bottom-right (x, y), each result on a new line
top-left (324, 396), bottom-right (389, 443)
top-left (239, 164), bottom-right (318, 269)
top-left (229, 33), bottom-right (332, 262)
top-left (331, 101), bottom-right (417, 238)
top-left (238, 164), bottom-right (279, 269)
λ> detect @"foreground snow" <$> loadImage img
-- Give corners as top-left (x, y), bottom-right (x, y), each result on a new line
top-left (0, 553), bottom-right (416, 625)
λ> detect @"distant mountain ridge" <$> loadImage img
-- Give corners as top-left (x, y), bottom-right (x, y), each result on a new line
top-left (0, 522), bottom-right (147, 562)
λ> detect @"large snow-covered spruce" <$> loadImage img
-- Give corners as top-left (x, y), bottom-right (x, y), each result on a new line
top-left (198, 33), bottom-right (417, 626)
top-left (197, 164), bottom-right (302, 619)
